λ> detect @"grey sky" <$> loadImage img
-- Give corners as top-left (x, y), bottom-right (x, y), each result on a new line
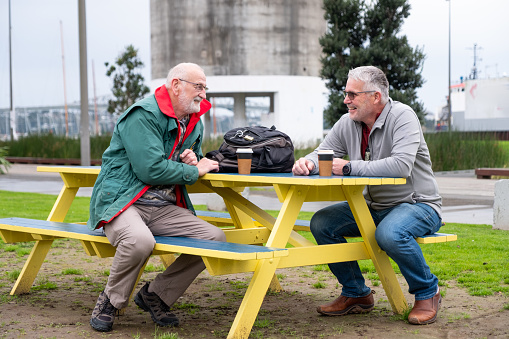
top-left (1, 0), bottom-right (508, 115)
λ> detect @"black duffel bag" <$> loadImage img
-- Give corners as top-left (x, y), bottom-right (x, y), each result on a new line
top-left (205, 125), bottom-right (295, 173)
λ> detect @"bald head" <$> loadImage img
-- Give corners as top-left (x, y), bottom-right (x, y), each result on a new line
top-left (165, 63), bottom-right (205, 89)
top-left (166, 63), bottom-right (207, 120)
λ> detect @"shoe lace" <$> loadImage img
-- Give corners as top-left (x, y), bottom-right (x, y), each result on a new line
top-left (156, 298), bottom-right (171, 314)
top-left (151, 296), bottom-right (173, 317)
top-left (99, 297), bottom-right (118, 317)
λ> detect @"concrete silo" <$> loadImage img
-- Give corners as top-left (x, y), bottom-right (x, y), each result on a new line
top-left (150, 0), bottom-right (328, 145)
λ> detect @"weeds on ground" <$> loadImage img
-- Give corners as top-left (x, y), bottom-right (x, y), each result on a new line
top-left (312, 281), bottom-right (327, 289)
top-left (61, 268), bottom-right (83, 275)
top-left (173, 302), bottom-right (200, 315)
top-left (253, 317), bottom-right (276, 328)
top-left (152, 325), bottom-right (180, 339)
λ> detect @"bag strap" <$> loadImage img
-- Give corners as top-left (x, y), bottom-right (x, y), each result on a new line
top-left (205, 150), bottom-right (225, 162)
top-left (255, 146), bottom-right (273, 169)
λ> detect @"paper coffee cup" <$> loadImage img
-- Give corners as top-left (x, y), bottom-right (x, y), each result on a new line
top-left (317, 150), bottom-right (334, 176)
top-left (237, 148), bottom-right (253, 175)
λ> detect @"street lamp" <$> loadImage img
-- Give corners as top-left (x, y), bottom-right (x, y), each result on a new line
top-left (8, 0), bottom-right (14, 140)
top-left (446, 0), bottom-right (452, 130)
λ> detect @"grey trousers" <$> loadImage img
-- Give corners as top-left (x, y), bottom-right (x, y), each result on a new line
top-left (103, 204), bottom-right (226, 309)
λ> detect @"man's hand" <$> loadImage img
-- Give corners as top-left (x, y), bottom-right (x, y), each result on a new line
top-left (196, 157), bottom-right (219, 176)
top-left (292, 157), bottom-right (315, 176)
top-left (332, 158), bottom-right (349, 175)
top-left (180, 149), bottom-right (198, 166)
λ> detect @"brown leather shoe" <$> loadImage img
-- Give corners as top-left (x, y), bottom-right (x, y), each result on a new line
top-left (317, 291), bottom-right (375, 316)
top-left (408, 290), bottom-right (442, 325)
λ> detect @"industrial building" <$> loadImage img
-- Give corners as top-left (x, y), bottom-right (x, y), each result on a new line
top-left (447, 77), bottom-right (509, 133)
top-left (149, 0), bottom-right (328, 146)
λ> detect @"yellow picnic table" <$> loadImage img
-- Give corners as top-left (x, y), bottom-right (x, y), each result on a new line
top-left (34, 165), bottom-right (408, 338)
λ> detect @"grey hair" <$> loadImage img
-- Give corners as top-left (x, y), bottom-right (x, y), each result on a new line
top-left (348, 66), bottom-right (389, 104)
top-left (165, 63), bottom-right (205, 89)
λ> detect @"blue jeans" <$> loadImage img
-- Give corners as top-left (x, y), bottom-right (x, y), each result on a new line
top-left (310, 202), bottom-right (442, 301)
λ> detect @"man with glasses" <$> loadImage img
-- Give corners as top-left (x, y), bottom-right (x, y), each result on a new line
top-left (293, 66), bottom-right (443, 325)
top-left (89, 63), bottom-right (224, 332)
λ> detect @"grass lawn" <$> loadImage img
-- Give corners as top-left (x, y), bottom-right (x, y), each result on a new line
top-left (1, 190), bottom-right (509, 298)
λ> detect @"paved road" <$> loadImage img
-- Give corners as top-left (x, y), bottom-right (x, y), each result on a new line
top-left (0, 164), bottom-right (495, 225)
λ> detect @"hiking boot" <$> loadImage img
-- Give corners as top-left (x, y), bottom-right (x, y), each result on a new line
top-left (317, 291), bottom-right (375, 316)
top-left (408, 289), bottom-right (442, 325)
top-left (134, 282), bottom-right (179, 327)
top-left (90, 291), bottom-right (118, 332)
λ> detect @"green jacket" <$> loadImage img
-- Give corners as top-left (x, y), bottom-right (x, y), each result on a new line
top-left (87, 85), bottom-right (211, 230)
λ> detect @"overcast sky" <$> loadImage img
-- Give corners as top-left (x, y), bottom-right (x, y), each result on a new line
top-left (1, 0), bottom-right (508, 115)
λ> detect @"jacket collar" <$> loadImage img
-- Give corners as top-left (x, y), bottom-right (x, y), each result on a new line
top-left (371, 98), bottom-right (393, 131)
top-left (154, 84), bottom-right (211, 120)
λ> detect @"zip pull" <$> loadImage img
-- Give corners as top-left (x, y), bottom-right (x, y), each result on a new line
top-left (364, 147), bottom-right (370, 161)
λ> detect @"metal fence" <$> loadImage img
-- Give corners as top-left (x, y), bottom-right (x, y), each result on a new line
top-left (0, 104), bottom-right (116, 141)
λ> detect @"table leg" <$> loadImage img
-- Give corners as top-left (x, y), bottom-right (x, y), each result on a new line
top-left (226, 185), bottom-right (309, 338)
top-left (11, 239), bottom-right (53, 295)
top-left (224, 200), bottom-right (256, 229)
top-left (227, 257), bottom-right (280, 339)
top-left (343, 185), bottom-right (408, 313)
top-left (47, 186), bottom-right (79, 222)
top-left (201, 182), bottom-right (314, 247)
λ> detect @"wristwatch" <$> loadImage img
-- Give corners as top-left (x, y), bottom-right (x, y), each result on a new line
top-left (342, 162), bottom-right (351, 176)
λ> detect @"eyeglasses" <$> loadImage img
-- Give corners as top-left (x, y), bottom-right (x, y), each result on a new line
top-left (342, 91), bottom-right (376, 100)
top-left (179, 78), bottom-right (209, 92)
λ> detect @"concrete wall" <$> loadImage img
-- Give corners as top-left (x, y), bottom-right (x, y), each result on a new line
top-left (150, 0), bottom-right (326, 78)
top-left (493, 179), bottom-right (509, 230)
top-left (150, 0), bottom-right (328, 145)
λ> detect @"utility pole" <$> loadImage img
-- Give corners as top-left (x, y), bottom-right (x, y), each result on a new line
top-left (446, 0), bottom-right (452, 131)
top-left (78, 0), bottom-right (90, 165)
top-left (8, 0), bottom-right (14, 141)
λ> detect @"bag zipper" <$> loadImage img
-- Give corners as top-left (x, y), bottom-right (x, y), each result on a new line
top-left (225, 137), bottom-right (286, 148)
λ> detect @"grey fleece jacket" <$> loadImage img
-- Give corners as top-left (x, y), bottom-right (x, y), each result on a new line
top-left (306, 98), bottom-right (442, 217)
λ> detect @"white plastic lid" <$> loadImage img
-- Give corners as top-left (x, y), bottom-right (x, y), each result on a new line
top-left (237, 148), bottom-right (253, 153)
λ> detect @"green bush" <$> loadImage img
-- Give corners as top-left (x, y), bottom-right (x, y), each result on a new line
top-left (1, 132), bottom-right (508, 172)
top-left (1, 134), bottom-right (111, 160)
top-left (0, 146), bottom-right (11, 174)
top-left (424, 132), bottom-right (509, 172)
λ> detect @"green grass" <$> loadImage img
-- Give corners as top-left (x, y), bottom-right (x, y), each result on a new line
top-left (61, 268), bottom-right (83, 275)
top-left (0, 190), bottom-right (90, 222)
top-left (1, 190), bottom-right (509, 297)
top-left (144, 263), bottom-right (165, 272)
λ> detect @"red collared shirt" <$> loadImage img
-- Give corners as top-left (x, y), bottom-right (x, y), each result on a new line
top-left (361, 112), bottom-right (381, 161)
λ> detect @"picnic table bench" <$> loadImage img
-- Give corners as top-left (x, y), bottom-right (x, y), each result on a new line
top-left (196, 210), bottom-right (457, 244)
top-left (475, 167), bottom-right (509, 179)
top-left (0, 217), bottom-right (288, 294)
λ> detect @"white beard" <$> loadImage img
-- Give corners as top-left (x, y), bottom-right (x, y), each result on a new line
top-left (179, 94), bottom-right (201, 115)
